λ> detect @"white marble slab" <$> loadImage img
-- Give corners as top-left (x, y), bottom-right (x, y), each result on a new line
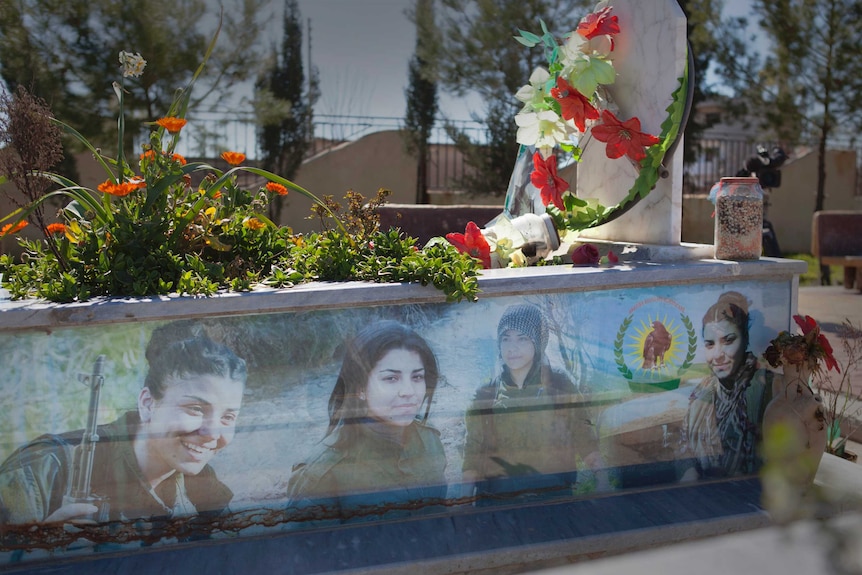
top-left (576, 0), bottom-right (688, 245)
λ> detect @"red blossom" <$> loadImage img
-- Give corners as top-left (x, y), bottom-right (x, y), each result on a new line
top-left (793, 314), bottom-right (818, 335)
top-left (577, 6), bottom-right (620, 40)
top-left (607, 250), bottom-right (619, 264)
top-left (570, 243), bottom-right (600, 265)
top-left (591, 110), bottom-right (661, 163)
top-left (446, 221), bottom-right (491, 269)
top-left (550, 77), bottom-right (599, 132)
top-left (530, 152), bottom-right (569, 211)
top-left (794, 315), bottom-right (840, 372)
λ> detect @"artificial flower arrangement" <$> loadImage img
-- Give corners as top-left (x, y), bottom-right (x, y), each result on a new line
top-left (445, 1), bottom-right (687, 269)
top-left (764, 314), bottom-right (840, 375)
top-left (0, 32), bottom-right (480, 303)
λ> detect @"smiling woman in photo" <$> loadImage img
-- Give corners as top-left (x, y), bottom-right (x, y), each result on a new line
top-left (679, 291), bottom-right (774, 479)
top-left (286, 320), bottom-right (447, 524)
top-left (0, 321), bottom-right (247, 528)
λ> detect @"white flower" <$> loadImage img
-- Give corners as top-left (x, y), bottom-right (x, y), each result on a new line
top-left (515, 109), bottom-right (569, 149)
top-left (119, 51), bottom-right (147, 78)
top-left (514, 67), bottom-right (551, 112)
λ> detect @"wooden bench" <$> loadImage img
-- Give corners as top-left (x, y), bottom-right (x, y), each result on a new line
top-left (812, 211), bottom-right (862, 290)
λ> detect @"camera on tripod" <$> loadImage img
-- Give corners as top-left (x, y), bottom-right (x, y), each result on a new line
top-left (736, 145), bottom-right (787, 189)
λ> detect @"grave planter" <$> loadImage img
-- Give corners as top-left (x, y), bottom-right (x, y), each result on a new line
top-left (0, 255), bottom-right (807, 573)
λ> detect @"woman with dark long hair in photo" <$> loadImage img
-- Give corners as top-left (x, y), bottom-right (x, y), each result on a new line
top-left (679, 291), bottom-right (774, 479)
top-left (286, 320), bottom-right (447, 523)
top-left (0, 322), bottom-right (247, 529)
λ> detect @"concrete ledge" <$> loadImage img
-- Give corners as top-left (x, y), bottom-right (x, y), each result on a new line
top-left (4, 479), bottom-right (769, 575)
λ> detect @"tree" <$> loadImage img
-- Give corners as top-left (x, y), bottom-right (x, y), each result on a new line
top-left (0, 0), bottom-right (266, 159)
top-left (676, 0), bottom-right (727, 165)
top-left (716, 0), bottom-right (862, 213)
top-left (404, 0), bottom-right (440, 204)
top-left (424, 0), bottom-right (588, 197)
top-left (255, 0), bottom-right (318, 222)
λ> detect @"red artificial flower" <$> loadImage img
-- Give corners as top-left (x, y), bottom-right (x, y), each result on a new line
top-left (591, 109), bottom-right (661, 163)
top-left (794, 314), bottom-right (840, 372)
top-left (445, 221), bottom-right (491, 269)
top-left (550, 77), bottom-right (599, 132)
top-left (577, 6), bottom-right (620, 40)
top-left (530, 151), bottom-right (569, 211)
top-left (607, 250), bottom-right (619, 264)
top-left (570, 243), bottom-right (600, 265)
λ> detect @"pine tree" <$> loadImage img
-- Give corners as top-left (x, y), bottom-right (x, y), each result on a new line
top-left (404, 0), bottom-right (439, 204)
top-left (255, 0), bottom-right (317, 222)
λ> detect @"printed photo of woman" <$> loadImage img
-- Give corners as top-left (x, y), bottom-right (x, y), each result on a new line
top-left (679, 291), bottom-right (774, 479)
top-left (286, 320), bottom-right (447, 523)
top-left (461, 303), bottom-right (600, 505)
top-left (0, 321), bottom-right (247, 528)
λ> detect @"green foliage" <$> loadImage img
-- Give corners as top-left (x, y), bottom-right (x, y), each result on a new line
top-left (0, 0), bottom-right (266, 158)
top-left (0, 38), bottom-right (483, 304)
top-left (430, 0), bottom-right (589, 196)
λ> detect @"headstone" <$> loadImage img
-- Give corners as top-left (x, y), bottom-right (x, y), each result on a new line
top-left (576, 0), bottom-right (688, 245)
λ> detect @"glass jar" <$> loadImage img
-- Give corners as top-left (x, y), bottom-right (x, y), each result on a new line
top-left (712, 177), bottom-right (763, 260)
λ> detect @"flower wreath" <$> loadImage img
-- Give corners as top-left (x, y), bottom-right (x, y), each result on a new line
top-left (513, 1), bottom-right (689, 233)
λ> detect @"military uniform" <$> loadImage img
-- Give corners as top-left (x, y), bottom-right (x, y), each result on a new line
top-left (0, 412), bottom-right (232, 527)
top-left (286, 420), bottom-right (447, 524)
top-left (463, 362), bottom-right (597, 503)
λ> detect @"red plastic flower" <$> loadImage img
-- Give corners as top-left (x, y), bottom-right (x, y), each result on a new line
top-left (550, 77), bottom-right (599, 132)
top-left (445, 221), bottom-right (491, 269)
top-left (155, 117), bottom-right (187, 134)
top-left (530, 152), bottom-right (569, 211)
top-left (794, 314), bottom-right (840, 372)
top-left (591, 110), bottom-right (661, 163)
top-left (570, 243), bottom-right (600, 265)
top-left (577, 6), bottom-right (620, 40)
top-left (221, 151), bottom-right (246, 166)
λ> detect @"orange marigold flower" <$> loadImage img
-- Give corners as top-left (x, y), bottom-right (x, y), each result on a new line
top-left (97, 180), bottom-right (139, 197)
top-left (213, 190), bottom-right (222, 200)
top-left (221, 151), bottom-right (246, 166)
top-left (140, 149), bottom-right (156, 162)
top-left (172, 153), bottom-right (187, 165)
top-left (243, 217), bottom-right (265, 231)
top-left (266, 182), bottom-right (289, 196)
top-left (155, 117), bottom-right (187, 134)
top-left (46, 223), bottom-right (67, 235)
top-left (0, 220), bottom-right (28, 237)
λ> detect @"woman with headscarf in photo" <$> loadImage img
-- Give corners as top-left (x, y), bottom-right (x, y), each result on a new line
top-left (0, 321), bottom-right (247, 533)
top-left (461, 303), bottom-right (600, 505)
top-left (286, 320), bottom-right (447, 524)
top-left (679, 291), bottom-right (774, 479)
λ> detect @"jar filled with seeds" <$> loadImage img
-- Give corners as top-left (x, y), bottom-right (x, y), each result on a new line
top-left (713, 177), bottom-right (763, 260)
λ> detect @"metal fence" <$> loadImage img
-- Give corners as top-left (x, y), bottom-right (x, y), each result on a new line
top-left (157, 114), bottom-right (862, 196)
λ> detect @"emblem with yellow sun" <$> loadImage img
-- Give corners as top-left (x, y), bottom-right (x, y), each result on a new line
top-left (613, 301), bottom-right (698, 392)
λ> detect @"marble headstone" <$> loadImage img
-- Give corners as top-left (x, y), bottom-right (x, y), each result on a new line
top-left (576, 0), bottom-right (687, 245)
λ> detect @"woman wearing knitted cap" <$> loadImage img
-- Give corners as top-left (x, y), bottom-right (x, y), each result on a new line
top-left (678, 291), bottom-right (774, 480)
top-left (461, 303), bottom-right (598, 505)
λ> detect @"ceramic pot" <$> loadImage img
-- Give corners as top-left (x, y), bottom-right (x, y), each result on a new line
top-left (762, 363), bottom-right (827, 487)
